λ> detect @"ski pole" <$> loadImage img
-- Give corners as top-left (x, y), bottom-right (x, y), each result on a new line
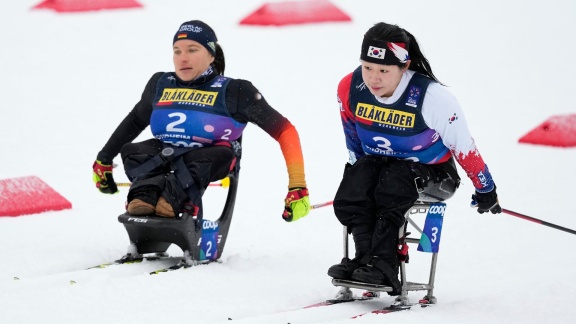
top-left (115, 177), bottom-right (231, 188)
top-left (502, 208), bottom-right (576, 236)
top-left (311, 200), bottom-right (334, 210)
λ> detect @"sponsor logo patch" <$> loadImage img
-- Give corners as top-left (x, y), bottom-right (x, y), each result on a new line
top-left (406, 85), bottom-right (421, 107)
top-left (355, 103), bottom-right (415, 128)
top-left (158, 88), bottom-right (218, 106)
top-left (179, 24), bottom-right (203, 33)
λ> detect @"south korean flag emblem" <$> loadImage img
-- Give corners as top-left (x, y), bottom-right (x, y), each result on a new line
top-left (367, 46), bottom-right (386, 60)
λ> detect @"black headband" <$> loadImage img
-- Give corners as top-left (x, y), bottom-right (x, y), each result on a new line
top-left (360, 37), bottom-right (410, 65)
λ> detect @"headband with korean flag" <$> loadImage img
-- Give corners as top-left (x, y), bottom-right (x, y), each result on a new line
top-left (360, 37), bottom-right (410, 65)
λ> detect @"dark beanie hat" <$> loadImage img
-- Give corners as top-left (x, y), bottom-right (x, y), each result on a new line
top-left (173, 20), bottom-right (218, 55)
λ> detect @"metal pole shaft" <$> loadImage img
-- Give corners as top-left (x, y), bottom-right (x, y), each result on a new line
top-left (502, 208), bottom-right (576, 235)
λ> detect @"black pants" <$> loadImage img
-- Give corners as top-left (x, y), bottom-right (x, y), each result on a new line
top-left (333, 155), bottom-right (459, 265)
top-left (120, 139), bottom-right (236, 212)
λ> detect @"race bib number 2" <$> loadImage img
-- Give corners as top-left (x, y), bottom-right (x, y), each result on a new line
top-left (417, 202), bottom-right (446, 253)
top-left (199, 220), bottom-right (219, 260)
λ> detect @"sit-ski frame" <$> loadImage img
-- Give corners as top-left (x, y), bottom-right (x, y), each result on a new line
top-left (116, 171), bottom-right (239, 267)
top-left (331, 201), bottom-right (445, 307)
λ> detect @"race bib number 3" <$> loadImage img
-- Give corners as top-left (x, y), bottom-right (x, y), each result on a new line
top-left (417, 202), bottom-right (446, 253)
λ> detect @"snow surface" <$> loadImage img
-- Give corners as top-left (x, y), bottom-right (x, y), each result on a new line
top-left (1, 0), bottom-right (576, 323)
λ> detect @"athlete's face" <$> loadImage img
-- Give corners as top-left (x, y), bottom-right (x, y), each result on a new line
top-left (173, 39), bottom-right (215, 82)
top-left (360, 60), bottom-right (410, 98)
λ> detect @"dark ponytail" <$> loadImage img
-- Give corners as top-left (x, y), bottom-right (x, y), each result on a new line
top-left (364, 23), bottom-right (442, 84)
top-left (213, 43), bottom-right (225, 75)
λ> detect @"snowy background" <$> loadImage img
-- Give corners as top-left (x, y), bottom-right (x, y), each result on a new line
top-left (1, 0), bottom-right (576, 323)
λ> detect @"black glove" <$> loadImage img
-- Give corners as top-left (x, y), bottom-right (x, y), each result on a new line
top-left (471, 186), bottom-right (502, 214)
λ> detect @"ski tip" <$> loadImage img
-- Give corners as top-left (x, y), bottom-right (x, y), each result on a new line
top-left (87, 264), bottom-right (110, 270)
top-left (303, 302), bottom-right (333, 308)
